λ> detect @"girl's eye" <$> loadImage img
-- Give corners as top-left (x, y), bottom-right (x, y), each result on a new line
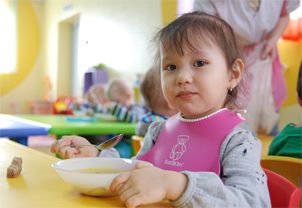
top-left (166, 65), bottom-right (176, 71)
top-left (193, 61), bottom-right (206, 67)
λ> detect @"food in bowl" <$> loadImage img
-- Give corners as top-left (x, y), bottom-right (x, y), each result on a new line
top-left (51, 157), bottom-right (151, 197)
top-left (76, 168), bottom-right (123, 173)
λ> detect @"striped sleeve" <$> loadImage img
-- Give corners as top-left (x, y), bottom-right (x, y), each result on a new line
top-left (110, 102), bottom-right (145, 123)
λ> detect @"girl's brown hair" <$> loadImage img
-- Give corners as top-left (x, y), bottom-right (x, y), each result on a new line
top-left (153, 11), bottom-right (246, 109)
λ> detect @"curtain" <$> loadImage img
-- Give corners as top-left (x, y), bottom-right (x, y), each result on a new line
top-left (0, 0), bottom-right (17, 74)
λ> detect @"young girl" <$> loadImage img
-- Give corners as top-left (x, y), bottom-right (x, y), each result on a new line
top-left (51, 12), bottom-right (271, 207)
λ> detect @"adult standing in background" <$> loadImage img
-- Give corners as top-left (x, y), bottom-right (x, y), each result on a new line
top-left (194, 0), bottom-right (300, 135)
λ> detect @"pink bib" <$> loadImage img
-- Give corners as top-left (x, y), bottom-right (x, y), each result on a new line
top-left (138, 109), bottom-right (245, 175)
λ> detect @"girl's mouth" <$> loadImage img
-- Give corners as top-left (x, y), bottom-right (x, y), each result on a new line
top-left (177, 91), bottom-right (196, 99)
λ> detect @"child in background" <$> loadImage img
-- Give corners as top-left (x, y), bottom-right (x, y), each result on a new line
top-left (268, 61), bottom-right (302, 159)
top-left (51, 12), bottom-right (270, 207)
top-left (106, 77), bottom-right (146, 123)
top-left (86, 83), bottom-right (108, 112)
top-left (72, 83), bottom-right (108, 117)
top-left (71, 83), bottom-right (110, 145)
top-left (135, 67), bottom-right (178, 136)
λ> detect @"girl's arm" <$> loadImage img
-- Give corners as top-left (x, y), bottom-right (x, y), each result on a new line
top-left (111, 126), bottom-right (270, 207)
top-left (110, 121), bottom-right (189, 207)
top-left (170, 129), bottom-right (271, 207)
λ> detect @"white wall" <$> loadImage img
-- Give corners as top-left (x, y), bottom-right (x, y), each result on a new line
top-left (42, 0), bottom-right (163, 99)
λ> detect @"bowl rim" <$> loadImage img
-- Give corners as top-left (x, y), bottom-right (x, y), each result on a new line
top-left (51, 157), bottom-right (152, 173)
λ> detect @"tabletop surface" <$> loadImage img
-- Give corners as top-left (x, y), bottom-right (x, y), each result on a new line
top-left (0, 114), bottom-right (50, 138)
top-left (11, 114), bottom-right (137, 136)
top-left (0, 139), bottom-right (171, 208)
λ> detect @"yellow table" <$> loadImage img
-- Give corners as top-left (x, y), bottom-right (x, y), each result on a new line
top-left (0, 139), bottom-right (171, 207)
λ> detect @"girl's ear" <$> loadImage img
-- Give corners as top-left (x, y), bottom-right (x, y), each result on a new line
top-left (126, 92), bottom-right (132, 100)
top-left (229, 58), bottom-right (244, 88)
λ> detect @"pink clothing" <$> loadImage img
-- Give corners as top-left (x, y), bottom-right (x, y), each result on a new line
top-left (272, 49), bottom-right (288, 110)
top-left (194, 0), bottom-right (299, 110)
top-left (243, 44), bottom-right (287, 111)
top-left (194, 0), bottom-right (299, 133)
top-left (138, 109), bottom-right (245, 175)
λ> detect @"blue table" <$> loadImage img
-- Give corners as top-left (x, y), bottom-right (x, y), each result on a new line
top-left (0, 114), bottom-right (50, 146)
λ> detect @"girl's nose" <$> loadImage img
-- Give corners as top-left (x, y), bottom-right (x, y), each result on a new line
top-left (176, 68), bottom-right (193, 85)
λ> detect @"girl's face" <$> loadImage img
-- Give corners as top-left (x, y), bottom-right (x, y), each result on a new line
top-left (160, 41), bottom-right (233, 119)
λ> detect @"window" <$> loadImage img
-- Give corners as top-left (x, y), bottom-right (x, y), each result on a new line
top-left (0, 0), bottom-right (17, 74)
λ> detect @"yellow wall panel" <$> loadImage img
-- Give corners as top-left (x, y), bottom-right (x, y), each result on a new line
top-left (0, 0), bottom-right (40, 96)
top-left (161, 0), bottom-right (177, 26)
top-left (278, 40), bottom-right (302, 108)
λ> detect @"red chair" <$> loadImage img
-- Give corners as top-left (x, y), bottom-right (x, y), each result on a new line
top-left (264, 168), bottom-right (301, 208)
top-left (261, 156), bottom-right (302, 188)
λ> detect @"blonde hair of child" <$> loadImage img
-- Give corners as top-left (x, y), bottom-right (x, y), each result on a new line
top-left (106, 77), bottom-right (134, 101)
top-left (140, 67), bottom-right (168, 112)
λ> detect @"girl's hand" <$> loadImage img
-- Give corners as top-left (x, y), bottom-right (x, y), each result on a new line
top-left (50, 136), bottom-right (100, 159)
top-left (110, 162), bottom-right (188, 208)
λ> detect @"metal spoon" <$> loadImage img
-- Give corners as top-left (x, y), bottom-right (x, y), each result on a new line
top-left (70, 134), bottom-right (124, 151)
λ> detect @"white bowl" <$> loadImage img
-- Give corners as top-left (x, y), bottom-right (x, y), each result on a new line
top-left (51, 157), bottom-right (151, 197)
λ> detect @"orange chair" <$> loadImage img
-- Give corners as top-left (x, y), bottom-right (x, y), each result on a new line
top-left (264, 168), bottom-right (301, 208)
top-left (131, 135), bottom-right (144, 155)
top-left (261, 155), bottom-right (302, 188)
